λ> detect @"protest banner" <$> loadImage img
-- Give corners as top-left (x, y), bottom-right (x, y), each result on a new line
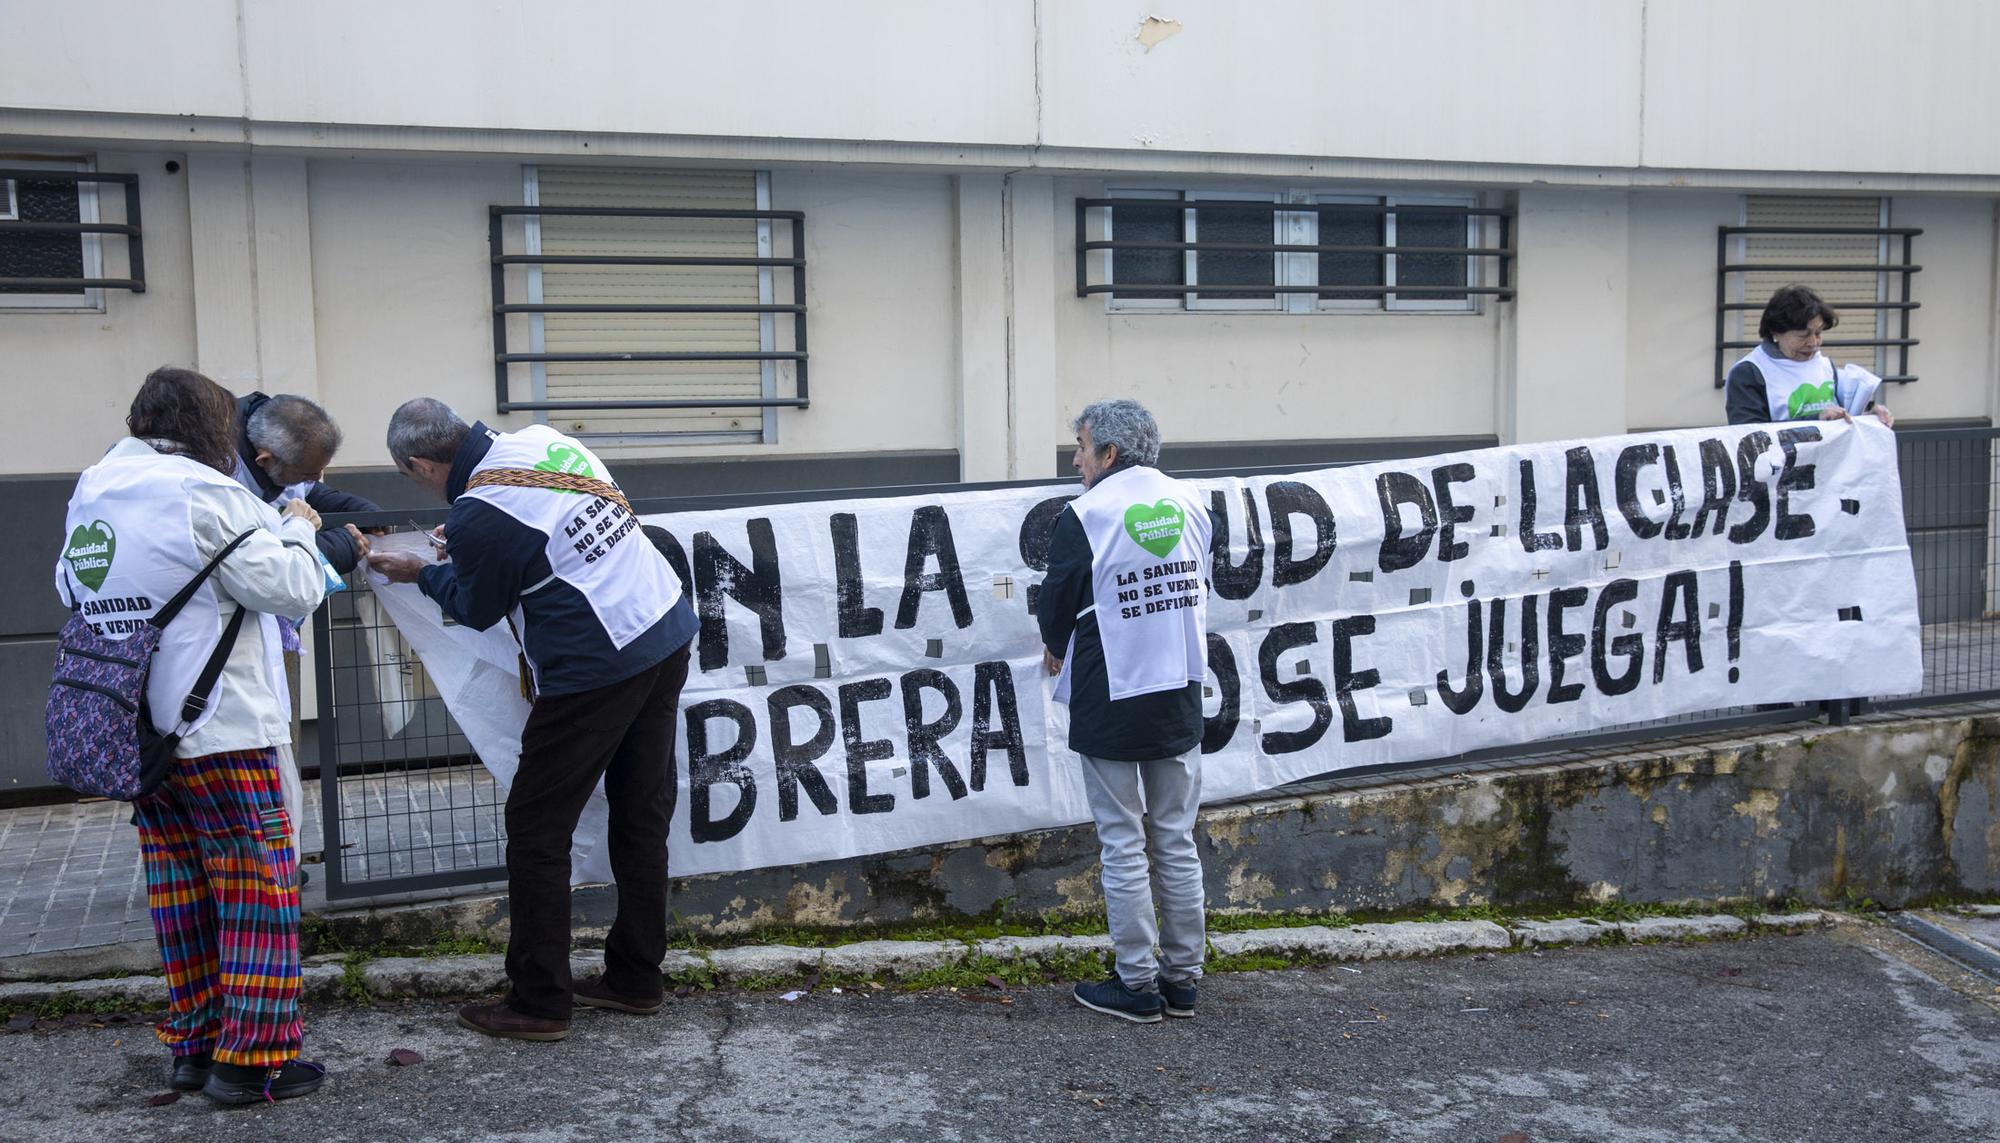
top-left (365, 419), bottom-right (1922, 880)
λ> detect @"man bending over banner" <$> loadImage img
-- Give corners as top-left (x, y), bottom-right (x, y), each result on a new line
top-left (368, 399), bottom-right (697, 1042)
top-left (1041, 398), bottom-right (1215, 1024)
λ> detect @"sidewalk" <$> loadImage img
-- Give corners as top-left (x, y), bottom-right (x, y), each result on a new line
top-left (0, 785), bottom-right (337, 959)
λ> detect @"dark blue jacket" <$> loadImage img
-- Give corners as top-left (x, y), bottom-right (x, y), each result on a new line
top-left (234, 391), bottom-right (382, 574)
top-left (417, 423), bottom-right (696, 697)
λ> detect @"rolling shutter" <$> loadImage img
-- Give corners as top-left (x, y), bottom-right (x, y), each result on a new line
top-left (1739, 196), bottom-right (1886, 372)
top-left (533, 167), bottom-right (768, 437)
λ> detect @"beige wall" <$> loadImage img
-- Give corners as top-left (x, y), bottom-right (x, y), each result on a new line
top-left (1048, 178), bottom-right (1506, 454)
top-left (6, 151), bottom-right (196, 475)
top-left (1626, 192), bottom-right (1998, 431)
top-left (307, 159), bottom-right (535, 461)
top-left (305, 161), bottom-right (962, 468)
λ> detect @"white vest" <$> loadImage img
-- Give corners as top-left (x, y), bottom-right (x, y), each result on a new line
top-left (1736, 345), bottom-right (1839, 421)
top-left (58, 443), bottom-right (288, 737)
top-left (458, 425), bottom-right (679, 663)
top-left (1056, 465), bottom-right (1212, 703)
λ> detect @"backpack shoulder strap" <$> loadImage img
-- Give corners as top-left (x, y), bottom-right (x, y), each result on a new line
top-left (152, 529), bottom-right (256, 630)
top-left (171, 602), bottom-right (249, 731)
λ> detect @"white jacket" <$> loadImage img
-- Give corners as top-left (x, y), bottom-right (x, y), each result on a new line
top-left (56, 438), bottom-right (326, 758)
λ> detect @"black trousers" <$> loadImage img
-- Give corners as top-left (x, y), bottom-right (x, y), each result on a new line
top-left (502, 644), bottom-right (690, 1019)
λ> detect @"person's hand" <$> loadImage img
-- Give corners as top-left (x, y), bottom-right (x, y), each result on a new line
top-left (344, 524), bottom-right (372, 562)
top-left (428, 525), bottom-right (448, 562)
top-left (368, 550), bottom-right (427, 585)
top-left (1872, 404), bottom-right (1895, 428)
top-left (281, 498), bottom-right (322, 530)
top-left (1043, 649), bottom-right (1063, 677)
top-left (1816, 407), bottom-right (1853, 423)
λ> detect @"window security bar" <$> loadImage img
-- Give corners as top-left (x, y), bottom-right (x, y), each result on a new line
top-left (488, 204), bottom-right (808, 414)
top-left (1074, 196), bottom-right (1516, 300)
top-left (1714, 225), bottom-right (1921, 388)
top-left (0, 169), bottom-right (145, 292)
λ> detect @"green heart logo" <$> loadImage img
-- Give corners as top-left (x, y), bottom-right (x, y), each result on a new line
top-left (1787, 379), bottom-right (1837, 419)
top-left (1123, 500), bottom-right (1186, 558)
top-left (64, 520), bottom-right (116, 592)
top-left (532, 443), bottom-right (596, 485)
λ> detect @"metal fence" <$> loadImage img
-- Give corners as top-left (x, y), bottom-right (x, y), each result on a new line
top-left (312, 425), bottom-right (2000, 899)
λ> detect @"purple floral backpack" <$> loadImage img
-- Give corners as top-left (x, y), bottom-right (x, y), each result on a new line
top-left (46, 530), bottom-right (253, 800)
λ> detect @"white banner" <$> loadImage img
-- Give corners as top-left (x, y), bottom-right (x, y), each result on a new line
top-left (365, 420), bottom-right (1922, 880)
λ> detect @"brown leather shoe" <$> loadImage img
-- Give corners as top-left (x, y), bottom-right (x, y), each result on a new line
top-left (456, 998), bottom-right (570, 1042)
top-left (572, 976), bottom-right (663, 1015)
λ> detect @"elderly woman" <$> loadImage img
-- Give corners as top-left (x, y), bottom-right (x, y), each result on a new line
top-left (1725, 284), bottom-right (1895, 427)
top-left (55, 367), bottom-right (330, 1104)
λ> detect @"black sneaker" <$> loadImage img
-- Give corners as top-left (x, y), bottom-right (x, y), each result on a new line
top-left (168, 1051), bottom-right (213, 1091)
top-left (1072, 975), bottom-right (1164, 1024)
top-left (1160, 977), bottom-right (1198, 1018)
top-left (201, 1059), bottom-right (327, 1105)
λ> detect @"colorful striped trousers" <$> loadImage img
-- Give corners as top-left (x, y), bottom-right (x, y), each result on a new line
top-left (133, 747), bottom-right (303, 1068)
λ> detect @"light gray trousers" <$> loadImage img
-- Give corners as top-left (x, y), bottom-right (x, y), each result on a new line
top-left (1078, 752), bottom-right (1206, 991)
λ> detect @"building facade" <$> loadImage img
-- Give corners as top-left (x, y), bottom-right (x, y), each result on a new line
top-left (4, 0), bottom-right (1997, 786)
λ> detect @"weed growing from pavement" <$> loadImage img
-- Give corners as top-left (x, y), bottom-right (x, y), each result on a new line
top-left (30, 992), bottom-right (163, 1020)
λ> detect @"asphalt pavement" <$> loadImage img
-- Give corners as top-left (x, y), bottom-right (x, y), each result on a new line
top-left (4, 926), bottom-right (1998, 1142)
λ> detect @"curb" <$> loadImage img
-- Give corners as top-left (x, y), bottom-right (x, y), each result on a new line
top-left (0, 911), bottom-right (1838, 1011)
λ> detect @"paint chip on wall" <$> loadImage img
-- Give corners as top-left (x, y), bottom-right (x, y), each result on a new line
top-left (1138, 14), bottom-right (1183, 51)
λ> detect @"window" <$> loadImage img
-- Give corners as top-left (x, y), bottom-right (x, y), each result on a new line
top-left (1083, 189), bottom-right (1509, 313)
top-left (0, 159), bottom-right (104, 311)
top-left (1715, 196), bottom-right (1920, 385)
top-left (498, 166), bottom-right (805, 444)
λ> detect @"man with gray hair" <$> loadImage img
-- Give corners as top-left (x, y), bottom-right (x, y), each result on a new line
top-left (233, 392), bottom-right (379, 574)
top-left (369, 398), bottom-right (696, 1043)
top-left (1039, 398), bottom-right (1213, 1023)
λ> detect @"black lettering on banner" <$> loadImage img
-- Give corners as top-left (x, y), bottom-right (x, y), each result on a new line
top-left (896, 506), bottom-right (974, 630)
top-left (1487, 595), bottom-right (1541, 713)
top-left (1257, 622), bottom-right (1332, 753)
top-left (970, 661), bottom-right (1030, 790)
top-left (1436, 599), bottom-right (1485, 715)
top-left (1590, 578), bottom-right (1644, 695)
top-left (1561, 446), bottom-right (1609, 553)
top-left (644, 526), bottom-right (694, 599)
top-left (1515, 460), bottom-right (1565, 553)
top-left (1662, 445), bottom-right (1693, 541)
top-left (1546, 586), bottom-right (1589, 704)
top-left (1330, 615), bottom-right (1392, 742)
top-left (899, 668), bottom-right (968, 800)
top-left (1614, 443), bottom-right (1664, 541)
top-left (829, 513), bottom-right (884, 639)
top-left (1776, 427), bottom-right (1821, 541)
top-left (1432, 463), bottom-right (1476, 562)
top-left (686, 699), bottom-right (758, 843)
top-left (1265, 481), bottom-right (1337, 587)
top-left (767, 685), bottom-right (838, 822)
top-left (1208, 487), bottom-right (1265, 601)
top-left (1690, 438), bottom-right (1737, 537)
top-left (694, 520), bottom-right (786, 672)
top-left (1652, 570), bottom-right (1703, 683)
top-left (1375, 471), bottom-right (1437, 574)
top-left (1729, 430), bottom-right (1774, 545)
top-left (1201, 631), bottom-right (1241, 754)
top-left (837, 679), bottom-right (897, 815)
top-left (1018, 496), bottom-right (1076, 617)
top-left (1726, 559), bottom-right (1745, 684)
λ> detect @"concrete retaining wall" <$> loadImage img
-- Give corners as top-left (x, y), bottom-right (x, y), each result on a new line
top-left (342, 711), bottom-right (2000, 943)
